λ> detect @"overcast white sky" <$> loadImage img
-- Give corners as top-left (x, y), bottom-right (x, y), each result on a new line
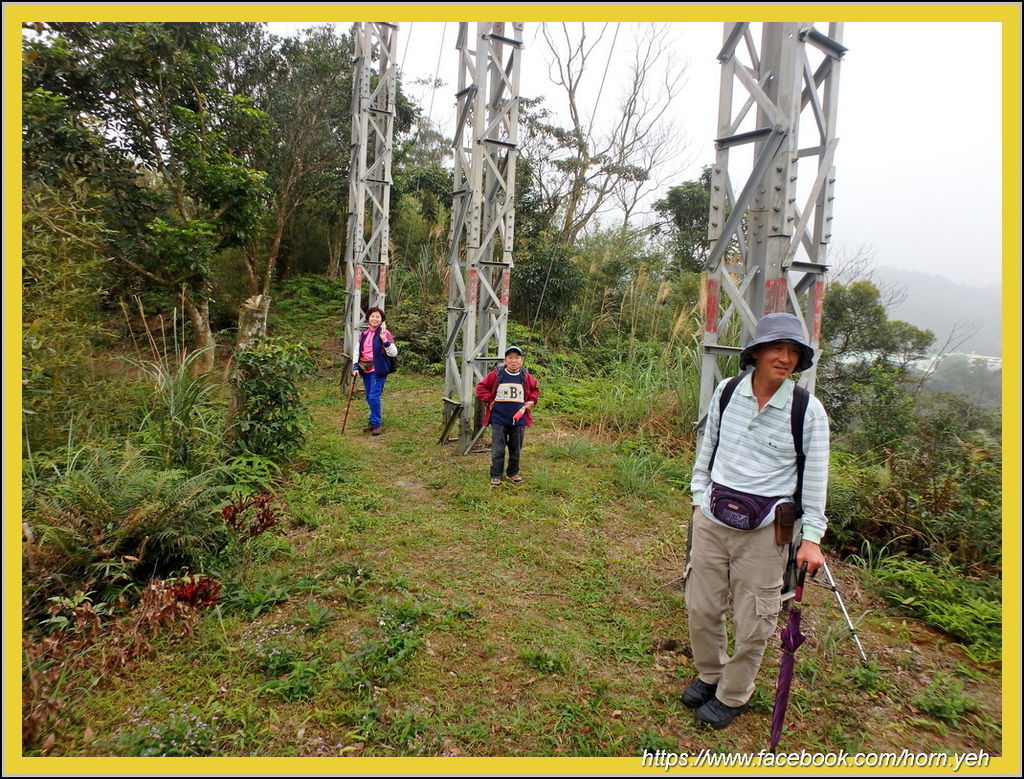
top-left (276, 20), bottom-right (1007, 288)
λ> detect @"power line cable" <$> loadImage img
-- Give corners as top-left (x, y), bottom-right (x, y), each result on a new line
top-left (533, 24), bottom-right (621, 332)
top-left (398, 24), bottom-right (449, 305)
top-left (586, 22), bottom-right (620, 144)
top-left (401, 21), bottom-right (413, 69)
top-left (427, 22), bottom-right (447, 137)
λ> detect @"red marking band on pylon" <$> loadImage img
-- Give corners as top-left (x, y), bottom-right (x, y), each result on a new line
top-left (764, 278), bottom-right (787, 314)
top-left (763, 279), bottom-right (778, 314)
top-left (354, 272), bottom-right (362, 291)
top-left (468, 269), bottom-right (479, 306)
top-left (812, 281), bottom-right (825, 340)
top-left (705, 279), bottom-right (719, 333)
top-left (378, 266), bottom-right (388, 292)
top-left (500, 272), bottom-right (510, 307)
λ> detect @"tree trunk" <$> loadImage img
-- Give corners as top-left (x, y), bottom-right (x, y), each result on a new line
top-left (326, 219), bottom-right (344, 280)
top-left (278, 226), bottom-right (294, 280)
top-left (224, 293), bottom-right (272, 400)
top-left (236, 294), bottom-right (272, 351)
top-left (184, 296), bottom-right (216, 374)
top-left (244, 249), bottom-right (261, 297)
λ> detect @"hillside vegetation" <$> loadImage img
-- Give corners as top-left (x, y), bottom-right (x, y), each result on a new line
top-left (21, 370), bottom-right (1002, 758)
top-left (19, 21), bottom-right (1005, 765)
top-left (21, 281), bottom-right (1003, 757)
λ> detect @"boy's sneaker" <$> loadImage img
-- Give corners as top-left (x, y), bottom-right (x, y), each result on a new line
top-left (490, 478), bottom-right (502, 488)
top-left (507, 474), bottom-right (523, 484)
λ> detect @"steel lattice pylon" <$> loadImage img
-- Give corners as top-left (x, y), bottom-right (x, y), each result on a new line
top-left (343, 22), bottom-right (398, 368)
top-left (699, 22), bottom-right (846, 421)
top-left (440, 22), bottom-right (523, 454)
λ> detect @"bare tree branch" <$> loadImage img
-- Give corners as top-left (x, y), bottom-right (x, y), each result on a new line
top-left (530, 23), bottom-right (689, 245)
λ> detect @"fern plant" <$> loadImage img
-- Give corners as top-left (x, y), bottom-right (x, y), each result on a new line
top-left (23, 444), bottom-right (230, 620)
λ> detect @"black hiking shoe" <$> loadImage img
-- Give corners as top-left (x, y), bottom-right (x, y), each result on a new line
top-left (681, 678), bottom-right (718, 708)
top-left (695, 697), bottom-right (749, 729)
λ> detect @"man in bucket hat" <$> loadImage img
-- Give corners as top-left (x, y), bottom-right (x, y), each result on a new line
top-left (682, 312), bottom-right (830, 729)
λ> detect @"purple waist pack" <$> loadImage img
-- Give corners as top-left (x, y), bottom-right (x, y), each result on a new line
top-left (709, 482), bottom-right (781, 531)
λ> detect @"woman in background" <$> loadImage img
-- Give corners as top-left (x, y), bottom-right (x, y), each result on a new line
top-left (352, 307), bottom-right (397, 435)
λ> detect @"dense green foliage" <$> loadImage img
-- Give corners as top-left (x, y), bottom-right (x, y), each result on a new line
top-left (230, 340), bottom-right (314, 461)
top-left (131, 347), bottom-right (222, 472)
top-left (23, 22), bottom-right (270, 285)
top-left (22, 182), bottom-right (113, 452)
top-left (652, 165), bottom-right (713, 275)
top-left (818, 280), bottom-right (934, 435)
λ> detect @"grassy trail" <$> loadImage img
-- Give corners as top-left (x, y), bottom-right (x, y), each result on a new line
top-left (49, 372), bottom-right (1001, 759)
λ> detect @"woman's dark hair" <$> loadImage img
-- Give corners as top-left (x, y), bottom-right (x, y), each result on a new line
top-left (365, 306), bottom-right (385, 322)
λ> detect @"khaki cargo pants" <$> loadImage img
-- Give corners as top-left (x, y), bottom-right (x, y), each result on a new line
top-left (684, 506), bottom-right (787, 707)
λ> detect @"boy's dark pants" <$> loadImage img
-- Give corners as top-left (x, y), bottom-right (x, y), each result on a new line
top-left (490, 424), bottom-right (525, 479)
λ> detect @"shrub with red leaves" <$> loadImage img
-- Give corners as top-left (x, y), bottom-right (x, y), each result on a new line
top-left (169, 574), bottom-right (223, 608)
top-left (221, 492), bottom-right (281, 541)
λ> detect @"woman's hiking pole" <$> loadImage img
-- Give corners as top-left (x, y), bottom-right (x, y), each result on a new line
top-left (341, 374), bottom-right (356, 434)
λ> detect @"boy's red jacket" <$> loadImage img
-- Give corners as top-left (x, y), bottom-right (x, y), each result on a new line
top-left (475, 368), bottom-right (540, 426)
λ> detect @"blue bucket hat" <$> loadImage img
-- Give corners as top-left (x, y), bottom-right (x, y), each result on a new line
top-left (739, 313), bottom-right (815, 372)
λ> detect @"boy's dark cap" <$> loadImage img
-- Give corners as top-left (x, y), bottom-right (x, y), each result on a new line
top-left (505, 346), bottom-right (524, 356)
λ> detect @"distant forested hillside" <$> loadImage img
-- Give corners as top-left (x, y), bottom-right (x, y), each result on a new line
top-left (875, 267), bottom-right (1002, 356)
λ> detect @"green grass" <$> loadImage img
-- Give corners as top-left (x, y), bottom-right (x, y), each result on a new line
top-left (913, 675), bottom-right (978, 726)
top-left (25, 372), bottom-right (1003, 760)
top-left (851, 554), bottom-right (1002, 663)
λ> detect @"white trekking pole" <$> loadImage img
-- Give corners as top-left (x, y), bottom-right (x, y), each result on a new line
top-left (787, 540), bottom-right (869, 663)
top-left (815, 560), bottom-right (869, 664)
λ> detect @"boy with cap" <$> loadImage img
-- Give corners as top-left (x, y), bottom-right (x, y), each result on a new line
top-left (475, 346), bottom-right (540, 487)
top-left (683, 312), bottom-right (830, 729)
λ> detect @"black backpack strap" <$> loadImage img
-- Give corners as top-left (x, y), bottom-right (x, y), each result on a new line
top-left (791, 385), bottom-right (810, 515)
top-left (707, 375), bottom-right (810, 511)
top-left (707, 373), bottom-right (746, 474)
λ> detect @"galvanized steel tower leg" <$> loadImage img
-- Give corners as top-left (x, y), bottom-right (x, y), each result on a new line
top-left (699, 22), bottom-right (845, 427)
top-left (442, 22), bottom-right (523, 454)
top-left (343, 22), bottom-right (398, 370)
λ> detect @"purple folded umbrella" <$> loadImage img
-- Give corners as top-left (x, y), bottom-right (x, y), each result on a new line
top-left (770, 563), bottom-right (808, 751)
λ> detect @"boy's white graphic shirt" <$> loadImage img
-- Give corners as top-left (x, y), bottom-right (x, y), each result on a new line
top-left (495, 373), bottom-right (525, 403)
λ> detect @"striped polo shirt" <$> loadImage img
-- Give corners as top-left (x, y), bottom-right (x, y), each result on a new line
top-left (690, 372), bottom-right (831, 544)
